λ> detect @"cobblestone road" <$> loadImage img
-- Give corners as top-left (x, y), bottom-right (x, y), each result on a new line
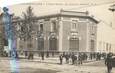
top-left (0, 57), bottom-right (115, 73)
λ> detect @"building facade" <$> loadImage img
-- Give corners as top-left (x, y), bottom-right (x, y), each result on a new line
top-left (97, 22), bottom-right (115, 53)
top-left (14, 10), bottom-right (99, 53)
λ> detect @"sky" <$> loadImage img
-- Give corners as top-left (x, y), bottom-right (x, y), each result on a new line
top-left (2, 0), bottom-right (113, 25)
top-left (0, 0), bottom-right (115, 30)
top-left (0, 0), bottom-right (115, 7)
top-left (0, 0), bottom-right (115, 28)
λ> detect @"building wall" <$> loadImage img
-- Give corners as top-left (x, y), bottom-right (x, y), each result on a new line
top-left (62, 17), bottom-right (71, 51)
top-left (44, 19), bottom-right (51, 51)
top-left (78, 20), bottom-right (88, 52)
top-left (97, 22), bottom-right (115, 53)
top-left (61, 16), bottom-right (97, 52)
top-left (87, 20), bottom-right (97, 52)
top-left (15, 15), bottom-right (98, 53)
top-left (36, 17), bottom-right (60, 51)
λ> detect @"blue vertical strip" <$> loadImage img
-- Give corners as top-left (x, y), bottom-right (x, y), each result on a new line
top-left (3, 7), bottom-right (19, 73)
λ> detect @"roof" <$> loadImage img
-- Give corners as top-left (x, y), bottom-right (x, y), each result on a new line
top-left (12, 10), bottom-right (99, 23)
top-left (36, 10), bottom-right (99, 23)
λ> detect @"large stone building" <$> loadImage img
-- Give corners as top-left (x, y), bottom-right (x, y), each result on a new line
top-left (1, 8), bottom-right (115, 53)
top-left (14, 10), bottom-right (99, 53)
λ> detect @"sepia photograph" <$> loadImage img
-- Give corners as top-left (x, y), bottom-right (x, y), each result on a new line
top-left (0, 0), bottom-right (115, 73)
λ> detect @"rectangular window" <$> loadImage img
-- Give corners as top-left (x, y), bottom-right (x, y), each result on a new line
top-left (39, 23), bottom-right (43, 32)
top-left (51, 20), bottom-right (57, 32)
top-left (71, 20), bottom-right (78, 31)
top-left (90, 24), bottom-right (96, 36)
top-left (91, 40), bottom-right (95, 51)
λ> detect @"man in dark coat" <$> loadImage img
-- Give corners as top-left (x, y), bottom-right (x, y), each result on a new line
top-left (71, 53), bottom-right (76, 65)
top-left (65, 53), bottom-right (70, 64)
top-left (78, 54), bottom-right (83, 65)
top-left (41, 52), bottom-right (44, 60)
top-left (59, 54), bottom-right (63, 65)
top-left (105, 53), bottom-right (113, 73)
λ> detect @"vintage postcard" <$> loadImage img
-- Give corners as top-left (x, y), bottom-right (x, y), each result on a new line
top-left (0, 0), bottom-right (115, 73)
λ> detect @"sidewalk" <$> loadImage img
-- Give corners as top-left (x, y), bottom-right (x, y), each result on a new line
top-left (18, 56), bottom-right (101, 65)
top-left (0, 56), bottom-right (103, 65)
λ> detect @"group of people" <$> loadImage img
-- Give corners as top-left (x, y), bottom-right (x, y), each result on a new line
top-left (1, 50), bottom-right (114, 73)
top-left (59, 53), bottom-right (88, 65)
top-left (59, 52), bottom-right (114, 73)
top-left (59, 52), bottom-right (109, 65)
top-left (24, 51), bottom-right (45, 60)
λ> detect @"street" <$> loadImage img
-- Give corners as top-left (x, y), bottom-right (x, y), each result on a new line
top-left (0, 57), bottom-right (115, 73)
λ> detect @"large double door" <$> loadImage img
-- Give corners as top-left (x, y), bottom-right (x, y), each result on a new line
top-left (38, 38), bottom-right (44, 50)
top-left (69, 38), bottom-right (79, 51)
top-left (49, 37), bottom-right (57, 51)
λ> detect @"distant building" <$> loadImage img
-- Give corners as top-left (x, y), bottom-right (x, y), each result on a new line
top-left (96, 21), bottom-right (115, 53)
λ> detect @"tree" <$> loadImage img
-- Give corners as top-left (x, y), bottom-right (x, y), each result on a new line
top-left (13, 6), bottom-right (37, 56)
top-left (22, 6), bottom-right (37, 50)
top-left (12, 6), bottom-right (43, 59)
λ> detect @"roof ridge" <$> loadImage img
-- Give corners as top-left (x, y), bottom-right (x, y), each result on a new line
top-left (60, 9), bottom-right (88, 14)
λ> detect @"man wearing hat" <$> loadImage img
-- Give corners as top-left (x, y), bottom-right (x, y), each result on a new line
top-left (105, 53), bottom-right (113, 73)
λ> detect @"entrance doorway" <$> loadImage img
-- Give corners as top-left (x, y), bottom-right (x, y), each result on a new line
top-left (49, 37), bottom-right (57, 51)
top-left (69, 38), bottom-right (79, 51)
